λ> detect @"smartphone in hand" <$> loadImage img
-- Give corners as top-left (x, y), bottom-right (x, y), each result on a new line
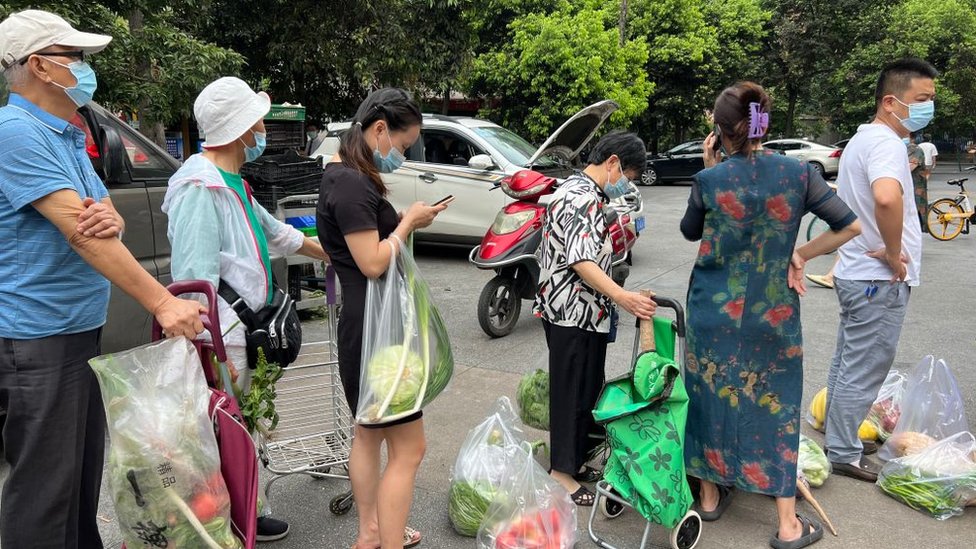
top-left (432, 195), bottom-right (455, 206)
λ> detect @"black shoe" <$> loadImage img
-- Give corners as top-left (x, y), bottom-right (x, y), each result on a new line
top-left (257, 516), bottom-right (290, 542)
top-left (830, 460), bottom-right (880, 483)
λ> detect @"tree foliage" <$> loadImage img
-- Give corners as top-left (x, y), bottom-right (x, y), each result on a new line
top-left (468, 3), bottom-right (651, 141)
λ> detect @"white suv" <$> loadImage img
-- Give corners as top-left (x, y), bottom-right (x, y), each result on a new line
top-left (312, 102), bottom-right (643, 245)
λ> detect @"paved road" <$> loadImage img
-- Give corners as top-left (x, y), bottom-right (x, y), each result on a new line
top-left (3, 171), bottom-right (973, 548)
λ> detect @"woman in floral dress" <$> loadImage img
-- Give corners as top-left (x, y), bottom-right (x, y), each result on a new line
top-left (680, 82), bottom-right (861, 549)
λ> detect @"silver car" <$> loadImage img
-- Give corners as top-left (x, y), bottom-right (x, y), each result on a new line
top-left (763, 139), bottom-right (842, 178)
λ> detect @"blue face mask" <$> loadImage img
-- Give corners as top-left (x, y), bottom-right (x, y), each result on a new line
top-left (49, 59), bottom-right (97, 107)
top-left (240, 131), bottom-right (266, 163)
top-left (893, 98), bottom-right (935, 132)
top-left (604, 166), bottom-right (631, 199)
top-left (373, 131), bottom-right (405, 173)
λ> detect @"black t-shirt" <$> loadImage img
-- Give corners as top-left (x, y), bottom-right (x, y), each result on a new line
top-left (317, 162), bottom-right (400, 298)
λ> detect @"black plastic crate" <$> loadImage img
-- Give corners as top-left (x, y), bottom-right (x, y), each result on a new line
top-left (250, 172), bottom-right (323, 211)
top-left (242, 150), bottom-right (322, 185)
top-left (265, 120), bottom-right (304, 152)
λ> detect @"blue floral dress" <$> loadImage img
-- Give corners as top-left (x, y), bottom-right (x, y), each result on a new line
top-left (680, 152), bottom-right (856, 497)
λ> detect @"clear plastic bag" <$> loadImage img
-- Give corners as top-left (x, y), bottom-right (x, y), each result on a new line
top-left (357, 238), bottom-right (454, 424)
top-left (798, 435), bottom-right (831, 488)
top-left (449, 397), bottom-right (525, 537)
top-left (90, 338), bottom-right (242, 549)
top-left (866, 369), bottom-right (908, 441)
top-left (877, 431), bottom-right (976, 520)
top-left (477, 442), bottom-right (577, 549)
top-left (879, 356), bottom-right (970, 461)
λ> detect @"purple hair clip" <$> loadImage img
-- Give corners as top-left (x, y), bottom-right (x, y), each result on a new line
top-left (748, 102), bottom-right (769, 139)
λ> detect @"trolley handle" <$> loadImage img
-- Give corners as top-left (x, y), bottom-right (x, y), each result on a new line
top-left (638, 290), bottom-right (657, 353)
top-left (150, 280), bottom-right (227, 362)
top-left (634, 292), bottom-right (687, 351)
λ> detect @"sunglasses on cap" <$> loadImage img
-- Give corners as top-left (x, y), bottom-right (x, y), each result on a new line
top-left (20, 50), bottom-right (86, 65)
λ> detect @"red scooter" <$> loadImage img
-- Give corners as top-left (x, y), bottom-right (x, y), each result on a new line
top-left (469, 169), bottom-right (642, 338)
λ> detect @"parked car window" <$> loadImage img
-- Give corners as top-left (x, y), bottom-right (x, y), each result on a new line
top-left (423, 129), bottom-right (485, 166)
top-left (472, 126), bottom-right (558, 168)
top-left (108, 116), bottom-right (179, 181)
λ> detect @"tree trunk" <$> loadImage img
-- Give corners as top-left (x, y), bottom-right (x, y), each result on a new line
top-left (128, 10), bottom-right (166, 147)
top-left (785, 86), bottom-right (798, 138)
top-left (441, 84), bottom-right (450, 115)
top-left (618, 0), bottom-right (628, 46)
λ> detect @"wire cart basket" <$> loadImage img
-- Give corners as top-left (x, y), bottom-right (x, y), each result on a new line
top-left (257, 231), bottom-right (356, 516)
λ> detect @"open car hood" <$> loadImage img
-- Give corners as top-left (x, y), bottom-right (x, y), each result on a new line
top-left (525, 100), bottom-right (619, 166)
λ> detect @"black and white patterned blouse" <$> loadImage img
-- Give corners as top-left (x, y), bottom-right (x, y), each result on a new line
top-left (533, 173), bottom-right (614, 333)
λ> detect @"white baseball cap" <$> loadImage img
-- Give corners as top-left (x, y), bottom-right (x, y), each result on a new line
top-left (0, 10), bottom-right (112, 70)
top-left (195, 77), bottom-right (271, 148)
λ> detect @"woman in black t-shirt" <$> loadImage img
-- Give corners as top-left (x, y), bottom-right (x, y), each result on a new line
top-left (316, 88), bottom-right (446, 549)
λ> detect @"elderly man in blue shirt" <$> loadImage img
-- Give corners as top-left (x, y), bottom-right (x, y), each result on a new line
top-left (0, 10), bottom-right (206, 548)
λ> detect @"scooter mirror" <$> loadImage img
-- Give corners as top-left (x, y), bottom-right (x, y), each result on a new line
top-left (468, 154), bottom-right (495, 171)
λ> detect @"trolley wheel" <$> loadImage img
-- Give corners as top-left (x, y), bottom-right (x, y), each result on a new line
top-left (670, 510), bottom-right (703, 549)
top-left (477, 275), bottom-right (521, 338)
top-left (599, 494), bottom-right (625, 519)
top-left (330, 491), bottom-right (354, 516)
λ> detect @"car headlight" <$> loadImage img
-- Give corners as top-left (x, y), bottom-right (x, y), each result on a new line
top-left (491, 209), bottom-right (536, 235)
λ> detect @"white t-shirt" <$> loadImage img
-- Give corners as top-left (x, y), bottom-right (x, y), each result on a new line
top-left (834, 124), bottom-right (922, 286)
top-left (919, 142), bottom-right (938, 167)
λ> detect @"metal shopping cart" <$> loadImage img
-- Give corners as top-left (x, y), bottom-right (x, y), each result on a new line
top-left (257, 210), bottom-right (356, 515)
top-left (588, 294), bottom-right (702, 549)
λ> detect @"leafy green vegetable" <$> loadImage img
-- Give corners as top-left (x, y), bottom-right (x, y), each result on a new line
top-left (449, 480), bottom-right (497, 537)
top-left (878, 472), bottom-right (976, 520)
top-left (516, 369), bottom-right (550, 431)
top-left (235, 348), bottom-right (285, 434)
top-left (797, 435), bottom-right (830, 488)
top-left (368, 344), bottom-right (426, 415)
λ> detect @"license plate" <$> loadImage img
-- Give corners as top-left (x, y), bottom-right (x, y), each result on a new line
top-left (634, 216), bottom-right (646, 233)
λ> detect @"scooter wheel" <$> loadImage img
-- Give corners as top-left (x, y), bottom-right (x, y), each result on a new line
top-left (477, 276), bottom-right (522, 338)
top-left (330, 491), bottom-right (354, 515)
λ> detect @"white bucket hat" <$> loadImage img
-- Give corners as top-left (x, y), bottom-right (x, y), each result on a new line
top-left (0, 9), bottom-right (112, 70)
top-left (194, 77), bottom-right (271, 148)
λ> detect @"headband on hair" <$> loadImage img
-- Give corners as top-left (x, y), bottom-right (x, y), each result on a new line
top-left (748, 102), bottom-right (769, 139)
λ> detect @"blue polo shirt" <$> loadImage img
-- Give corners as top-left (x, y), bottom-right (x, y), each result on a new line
top-left (0, 94), bottom-right (110, 339)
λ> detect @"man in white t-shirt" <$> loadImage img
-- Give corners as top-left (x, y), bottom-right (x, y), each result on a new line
top-left (919, 133), bottom-right (938, 175)
top-left (825, 58), bottom-right (937, 482)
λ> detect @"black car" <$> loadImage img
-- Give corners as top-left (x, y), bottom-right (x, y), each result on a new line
top-left (641, 140), bottom-right (706, 186)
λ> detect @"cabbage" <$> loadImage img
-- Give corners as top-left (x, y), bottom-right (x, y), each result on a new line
top-left (516, 369), bottom-right (550, 431)
top-left (367, 345), bottom-right (425, 415)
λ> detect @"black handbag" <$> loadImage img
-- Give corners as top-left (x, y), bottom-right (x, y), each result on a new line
top-left (218, 280), bottom-right (302, 369)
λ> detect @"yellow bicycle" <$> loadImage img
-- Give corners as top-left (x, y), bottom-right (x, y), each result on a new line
top-left (927, 167), bottom-right (976, 241)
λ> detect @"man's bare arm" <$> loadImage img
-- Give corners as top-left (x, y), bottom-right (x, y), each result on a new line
top-left (34, 189), bottom-right (205, 337)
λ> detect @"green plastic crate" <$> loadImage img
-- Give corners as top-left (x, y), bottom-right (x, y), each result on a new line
top-left (266, 104), bottom-right (306, 122)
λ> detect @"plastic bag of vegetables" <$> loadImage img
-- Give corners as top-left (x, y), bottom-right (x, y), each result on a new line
top-left (357, 237), bottom-right (454, 425)
top-left (877, 431), bottom-right (976, 520)
top-left (879, 356), bottom-right (970, 461)
top-left (450, 397), bottom-right (525, 536)
top-left (477, 442), bottom-right (577, 549)
top-left (798, 435), bottom-right (831, 488)
top-left (866, 369), bottom-right (908, 441)
top-left (90, 337), bottom-right (243, 549)
top-left (517, 369), bottom-right (550, 431)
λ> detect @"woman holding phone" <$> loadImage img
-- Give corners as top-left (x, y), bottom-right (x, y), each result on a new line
top-left (680, 82), bottom-right (860, 549)
top-left (316, 88), bottom-right (447, 549)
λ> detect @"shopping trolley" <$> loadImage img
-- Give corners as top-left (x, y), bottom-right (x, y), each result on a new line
top-left (588, 294), bottom-right (702, 549)
top-left (257, 256), bottom-right (356, 516)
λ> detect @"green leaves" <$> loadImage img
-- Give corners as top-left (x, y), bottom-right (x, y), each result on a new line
top-left (239, 348), bottom-right (284, 434)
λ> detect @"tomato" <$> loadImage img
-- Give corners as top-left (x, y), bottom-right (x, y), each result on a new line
top-left (190, 492), bottom-right (220, 522)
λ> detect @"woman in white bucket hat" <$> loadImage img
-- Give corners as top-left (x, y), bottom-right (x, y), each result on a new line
top-left (162, 76), bottom-right (328, 542)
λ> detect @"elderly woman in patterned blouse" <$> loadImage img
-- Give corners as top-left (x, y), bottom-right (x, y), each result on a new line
top-left (533, 130), bottom-right (656, 506)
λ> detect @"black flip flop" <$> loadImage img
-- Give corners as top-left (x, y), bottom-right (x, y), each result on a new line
top-left (573, 465), bottom-right (603, 483)
top-left (770, 514), bottom-right (824, 549)
top-left (570, 485), bottom-right (596, 507)
top-left (697, 484), bottom-right (735, 521)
